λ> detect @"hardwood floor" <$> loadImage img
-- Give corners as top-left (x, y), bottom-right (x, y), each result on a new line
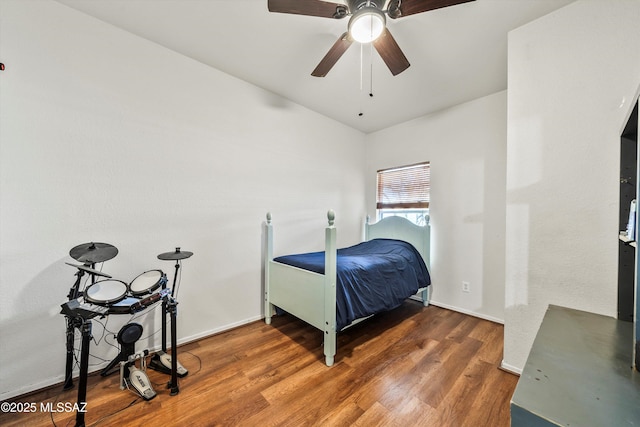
top-left (0, 302), bottom-right (518, 427)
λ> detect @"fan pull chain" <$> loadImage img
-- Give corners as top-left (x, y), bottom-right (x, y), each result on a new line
top-left (359, 44), bottom-right (364, 116)
top-left (358, 42), bottom-right (376, 117)
top-left (369, 42), bottom-right (374, 98)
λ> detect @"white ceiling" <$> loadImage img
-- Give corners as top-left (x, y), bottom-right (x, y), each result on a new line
top-left (55, 0), bottom-right (574, 133)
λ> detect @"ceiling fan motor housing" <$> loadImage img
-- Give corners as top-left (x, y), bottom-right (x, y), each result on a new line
top-left (349, 0), bottom-right (387, 11)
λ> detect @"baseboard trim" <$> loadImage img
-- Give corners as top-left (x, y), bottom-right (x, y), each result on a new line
top-left (177, 314), bottom-right (263, 347)
top-left (500, 360), bottom-right (522, 376)
top-left (427, 300), bottom-right (504, 325)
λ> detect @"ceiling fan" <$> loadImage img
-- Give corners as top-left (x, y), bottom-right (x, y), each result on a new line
top-left (267, 0), bottom-right (475, 77)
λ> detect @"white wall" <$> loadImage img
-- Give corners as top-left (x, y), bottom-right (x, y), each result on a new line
top-left (0, 0), bottom-right (366, 399)
top-left (366, 91), bottom-right (507, 323)
top-left (504, 0), bottom-right (640, 373)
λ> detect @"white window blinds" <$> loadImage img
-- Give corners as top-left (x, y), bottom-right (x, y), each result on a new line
top-left (376, 162), bottom-right (430, 209)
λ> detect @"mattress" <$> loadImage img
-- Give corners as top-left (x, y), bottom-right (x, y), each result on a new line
top-left (273, 238), bottom-right (431, 330)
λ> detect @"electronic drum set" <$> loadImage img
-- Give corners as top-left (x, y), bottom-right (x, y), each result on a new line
top-left (60, 242), bottom-right (193, 427)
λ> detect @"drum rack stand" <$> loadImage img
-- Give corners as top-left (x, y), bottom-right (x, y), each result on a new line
top-left (63, 263), bottom-right (99, 391)
top-left (62, 264), bottom-right (97, 427)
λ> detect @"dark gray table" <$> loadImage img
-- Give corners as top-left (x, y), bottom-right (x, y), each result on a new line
top-left (511, 305), bottom-right (640, 426)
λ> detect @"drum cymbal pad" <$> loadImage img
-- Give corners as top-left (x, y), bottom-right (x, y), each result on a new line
top-left (65, 262), bottom-right (112, 278)
top-left (157, 247), bottom-right (193, 261)
top-left (69, 242), bottom-right (118, 263)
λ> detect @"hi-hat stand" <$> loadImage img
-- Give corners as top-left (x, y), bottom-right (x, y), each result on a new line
top-left (149, 247), bottom-right (192, 395)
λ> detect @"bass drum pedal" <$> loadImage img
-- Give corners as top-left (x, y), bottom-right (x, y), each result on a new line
top-left (126, 364), bottom-right (156, 401)
top-left (119, 350), bottom-right (156, 401)
top-left (114, 320), bottom-right (157, 402)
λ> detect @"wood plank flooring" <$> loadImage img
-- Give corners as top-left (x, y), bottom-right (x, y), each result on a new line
top-left (0, 302), bottom-right (518, 427)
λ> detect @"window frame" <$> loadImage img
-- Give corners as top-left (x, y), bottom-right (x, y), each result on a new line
top-left (376, 162), bottom-right (430, 225)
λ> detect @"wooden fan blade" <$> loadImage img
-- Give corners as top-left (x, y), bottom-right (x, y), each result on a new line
top-left (372, 28), bottom-right (410, 76)
top-left (268, 0), bottom-right (348, 19)
top-left (388, 0), bottom-right (475, 18)
top-left (311, 33), bottom-right (353, 77)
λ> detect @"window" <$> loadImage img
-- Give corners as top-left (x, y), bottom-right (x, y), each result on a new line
top-left (377, 162), bottom-right (430, 226)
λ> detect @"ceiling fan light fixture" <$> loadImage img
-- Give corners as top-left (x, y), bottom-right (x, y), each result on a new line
top-left (348, 7), bottom-right (386, 43)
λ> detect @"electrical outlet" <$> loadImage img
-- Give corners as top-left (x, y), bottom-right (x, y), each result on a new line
top-left (462, 281), bottom-right (470, 293)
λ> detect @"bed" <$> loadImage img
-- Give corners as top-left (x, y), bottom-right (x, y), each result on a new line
top-left (263, 210), bottom-right (431, 366)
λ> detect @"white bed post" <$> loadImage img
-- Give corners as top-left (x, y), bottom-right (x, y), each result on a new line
top-left (324, 209), bottom-right (338, 366)
top-left (364, 215), bottom-right (370, 241)
top-left (422, 286), bottom-right (430, 307)
top-left (264, 212), bottom-right (274, 324)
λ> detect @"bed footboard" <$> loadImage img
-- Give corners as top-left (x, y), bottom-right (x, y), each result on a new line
top-left (264, 211), bottom-right (338, 366)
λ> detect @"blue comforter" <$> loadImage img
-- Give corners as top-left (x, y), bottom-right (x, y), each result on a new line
top-left (273, 238), bottom-right (431, 330)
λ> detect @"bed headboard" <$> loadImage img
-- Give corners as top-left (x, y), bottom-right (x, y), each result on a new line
top-left (364, 215), bottom-right (430, 268)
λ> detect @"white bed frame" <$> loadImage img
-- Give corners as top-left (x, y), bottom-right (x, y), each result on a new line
top-left (264, 210), bottom-right (431, 366)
